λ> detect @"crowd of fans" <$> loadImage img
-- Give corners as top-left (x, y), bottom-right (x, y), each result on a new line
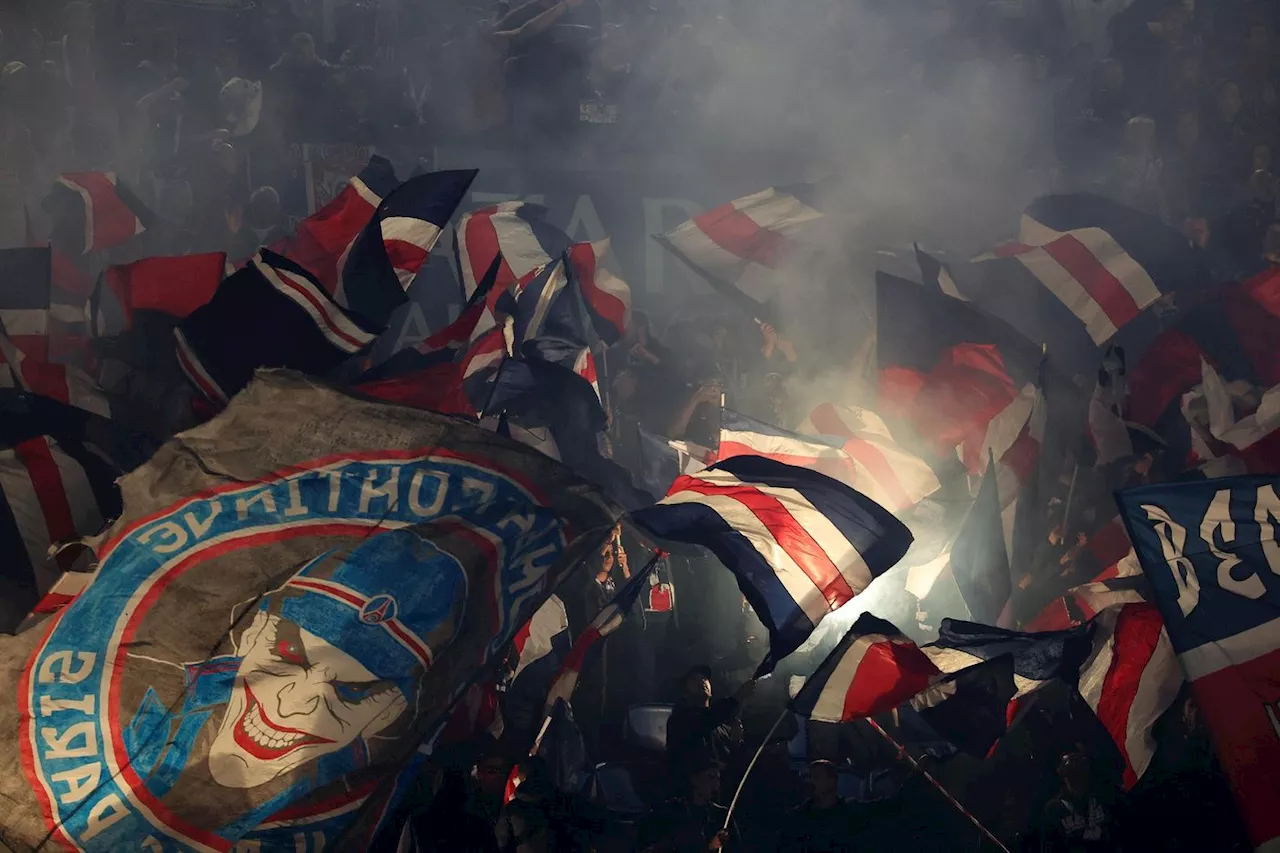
top-left (0, 0), bottom-right (1275, 850)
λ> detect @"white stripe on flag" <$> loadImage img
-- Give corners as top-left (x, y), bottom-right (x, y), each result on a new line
top-left (658, 490), bottom-right (832, 625)
top-left (523, 261), bottom-right (568, 343)
top-left (681, 466), bottom-right (876, 594)
top-left (1179, 614), bottom-right (1280, 680)
top-left (256, 256), bottom-right (375, 354)
top-left (49, 439), bottom-right (103, 538)
top-left (381, 216), bottom-right (444, 288)
top-left (513, 595), bottom-right (568, 681)
top-left (1014, 246), bottom-right (1119, 343)
top-left (811, 632), bottom-right (890, 722)
top-left (56, 176), bottom-right (95, 253)
top-left (0, 310), bottom-right (49, 337)
top-left (923, 646), bottom-right (1039, 697)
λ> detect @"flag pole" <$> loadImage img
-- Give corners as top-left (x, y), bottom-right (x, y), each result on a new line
top-left (865, 718), bottom-right (1011, 853)
top-left (722, 705), bottom-right (787, 830)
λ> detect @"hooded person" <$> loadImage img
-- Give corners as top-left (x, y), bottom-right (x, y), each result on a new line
top-left (120, 527), bottom-right (469, 839)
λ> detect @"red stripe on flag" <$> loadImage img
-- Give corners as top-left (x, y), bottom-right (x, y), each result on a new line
top-left (1096, 603), bottom-right (1165, 789)
top-left (1040, 235), bottom-right (1142, 329)
top-left (14, 438), bottom-right (76, 544)
top-left (270, 183), bottom-right (379, 293)
top-left (675, 478), bottom-right (856, 607)
top-left (842, 639), bottom-right (939, 719)
top-left (561, 625), bottom-right (603, 675)
top-left (384, 239), bottom-right (430, 277)
top-left (568, 242), bottom-right (628, 337)
top-left (1128, 329), bottom-right (1207, 426)
top-left (71, 173), bottom-right (138, 252)
top-left (843, 438), bottom-right (912, 511)
top-left (464, 209), bottom-right (520, 297)
top-left (806, 403), bottom-right (851, 437)
top-left (692, 203), bottom-right (786, 267)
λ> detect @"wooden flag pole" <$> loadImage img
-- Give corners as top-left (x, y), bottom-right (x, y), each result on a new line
top-left (722, 705), bottom-right (787, 830)
top-left (865, 718), bottom-right (1012, 853)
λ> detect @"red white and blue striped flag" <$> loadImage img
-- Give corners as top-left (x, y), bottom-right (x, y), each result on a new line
top-left (633, 456), bottom-right (913, 673)
top-left (791, 612), bottom-right (941, 721)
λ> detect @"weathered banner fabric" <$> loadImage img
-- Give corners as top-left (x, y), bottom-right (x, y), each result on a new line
top-left (0, 371), bottom-right (617, 851)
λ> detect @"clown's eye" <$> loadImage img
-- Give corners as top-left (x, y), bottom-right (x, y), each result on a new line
top-left (273, 636), bottom-right (307, 666)
top-left (333, 679), bottom-right (394, 704)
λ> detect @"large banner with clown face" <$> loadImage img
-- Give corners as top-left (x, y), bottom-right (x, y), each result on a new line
top-left (0, 370), bottom-right (618, 852)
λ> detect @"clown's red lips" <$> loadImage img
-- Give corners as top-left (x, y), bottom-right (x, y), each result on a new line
top-left (231, 683), bottom-right (336, 761)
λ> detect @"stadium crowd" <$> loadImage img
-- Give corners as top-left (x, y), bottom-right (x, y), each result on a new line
top-left (0, 0), bottom-right (1277, 851)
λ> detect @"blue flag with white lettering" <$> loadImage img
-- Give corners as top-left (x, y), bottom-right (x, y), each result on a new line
top-left (0, 370), bottom-right (618, 851)
top-left (1117, 475), bottom-right (1280, 851)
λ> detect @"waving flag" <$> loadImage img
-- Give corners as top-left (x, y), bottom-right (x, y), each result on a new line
top-left (1118, 475), bottom-right (1280, 851)
top-left (1077, 602), bottom-right (1181, 789)
top-left (268, 155), bottom-right (400, 289)
top-left (331, 169), bottom-right (476, 327)
top-left (901, 655), bottom-right (1017, 757)
top-left (925, 618), bottom-right (1095, 700)
top-left (91, 252), bottom-right (226, 338)
top-left (0, 388), bottom-right (154, 634)
top-left (44, 172), bottom-right (155, 255)
top-left (876, 272), bottom-right (1042, 463)
top-left (0, 430), bottom-right (116, 633)
top-left (512, 594), bottom-right (571, 685)
top-left (797, 403), bottom-right (940, 512)
top-left (1129, 268), bottom-right (1280, 442)
top-left (511, 258), bottom-right (577, 351)
top-left (544, 553), bottom-right (661, 711)
top-left (565, 239), bottom-right (631, 345)
top-left (176, 249), bottom-right (381, 404)
top-left (453, 202), bottom-right (572, 336)
top-left (717, 409), bottom-right (853, 478)
top-left (0, 328), bottom-right (110, 417)
top-left (0, 370), bottom-right (619, 850)
top-left (655, 186), bottom-right (821, 284)
top-left (969, 195), bottom-right (1194, 346)
top-left (654, 186), bottom-right (820, 322)
top-left (633, 456), bottom-right (913, 673)
top-left (791, 612), bottom-right (941, 721)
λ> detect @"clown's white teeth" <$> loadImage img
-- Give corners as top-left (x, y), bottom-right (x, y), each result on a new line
top-left (242, 702), bottom-right (308, 750)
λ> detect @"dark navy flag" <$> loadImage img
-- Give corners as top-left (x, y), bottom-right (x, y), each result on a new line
top-left (332, 169), bottom-right (477, 329)
top-left (633, 456), bottom-right (913, 674)
top-left (510, 258), bottom-right (595, 353)
top-left (902, 654), bottom-right (1016, 757)
top-left (485, 357), bottom-right (651, 511)
top-left (176, 249), bottom-right (381, 405)
top-left (924, 618), bottom-right (1095, 700)
top-left (950, 452), bottom-right (1012, 625)
top-left (1117, 475), bottom-right (1280, 851)
top-left (791, 613), bottom-right (942, 722)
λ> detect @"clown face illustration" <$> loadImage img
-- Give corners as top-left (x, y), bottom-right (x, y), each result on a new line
top-left (209, 609), bottom-right (409, 788)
